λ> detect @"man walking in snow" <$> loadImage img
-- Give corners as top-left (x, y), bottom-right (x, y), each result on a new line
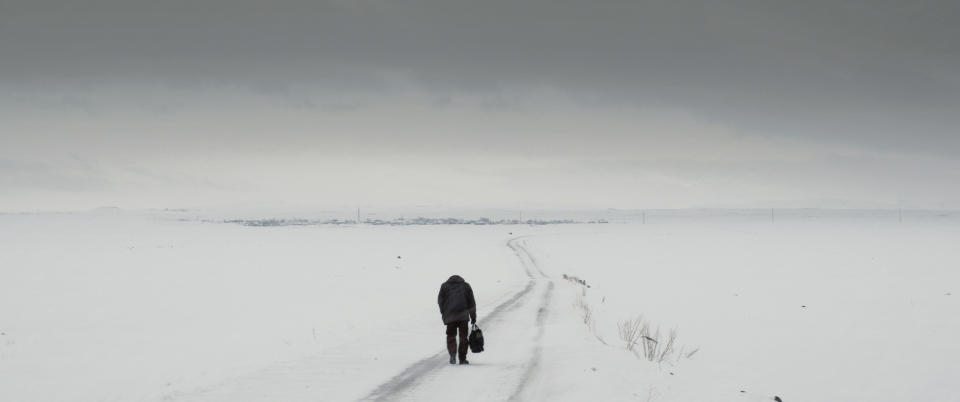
top-left (438, 274), bottom-right (477, 365)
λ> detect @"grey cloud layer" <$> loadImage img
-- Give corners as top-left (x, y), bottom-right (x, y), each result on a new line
top-left (3, 1), bottom-right (959, 153)
top-left (1, 1), bottom-right (958, 210)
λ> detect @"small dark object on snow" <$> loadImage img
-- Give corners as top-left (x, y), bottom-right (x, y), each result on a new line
top-left (397, 256), bottom-right (401, 259)
top-left (669, 372), bottom-right (674, 375)
top-left (801, 305), bottom-right (807, 308)
top-left (469, 324), bottom-right (484, 353)
top-left (740, 390), bottom-right (746, 393)
top-left (774, 397), bottom-right (783, 402)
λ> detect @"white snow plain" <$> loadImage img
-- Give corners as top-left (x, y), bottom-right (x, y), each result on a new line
top-left (1, 211), bottom-right (958, 401)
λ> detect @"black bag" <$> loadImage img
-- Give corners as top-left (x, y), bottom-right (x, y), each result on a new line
top-left (469, 324), bottom-right (484, 353)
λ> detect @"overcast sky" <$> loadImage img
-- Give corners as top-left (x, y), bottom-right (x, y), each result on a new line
top-left (1, 0), bottom-right (958, 211)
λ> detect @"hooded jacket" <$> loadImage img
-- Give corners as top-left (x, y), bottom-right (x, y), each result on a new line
top-left (438, 275), bottom-right (477, 325)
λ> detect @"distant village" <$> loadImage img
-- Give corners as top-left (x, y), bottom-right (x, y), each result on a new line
top-left (223, 217), bottom-right (608, 227)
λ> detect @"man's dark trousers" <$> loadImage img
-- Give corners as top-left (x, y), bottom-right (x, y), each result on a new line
top-left (446, 320), bottom-right (469, 361)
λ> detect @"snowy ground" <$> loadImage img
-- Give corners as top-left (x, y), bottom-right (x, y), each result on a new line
top-left (1, 211), bottom-right (958, 401)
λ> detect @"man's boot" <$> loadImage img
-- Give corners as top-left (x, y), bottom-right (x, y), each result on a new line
top-left (447, 336), bottom-right (457, 364)
top-left (458, 338), bottom-right (469, 364)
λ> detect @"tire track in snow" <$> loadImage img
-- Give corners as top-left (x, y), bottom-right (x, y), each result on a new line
top-left (506, 237), bottom-right (553, 401)
top-left (360, 281), bottom-right (535, 402)
top-left (508, 237), bottom-right (548, 279)
top-left (360, 237), bottom-right (552, 402)
top-left (508, 280), bottom-right (553, 402)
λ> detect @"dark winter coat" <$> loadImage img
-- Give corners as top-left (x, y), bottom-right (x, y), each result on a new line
top-left (438, 275), bottom-right (477, 325)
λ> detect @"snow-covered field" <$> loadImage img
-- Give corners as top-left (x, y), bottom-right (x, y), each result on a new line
top-left (1, 212), bottom-right (957, 401)
top-left (524, 222), bottom-right (960, 401)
